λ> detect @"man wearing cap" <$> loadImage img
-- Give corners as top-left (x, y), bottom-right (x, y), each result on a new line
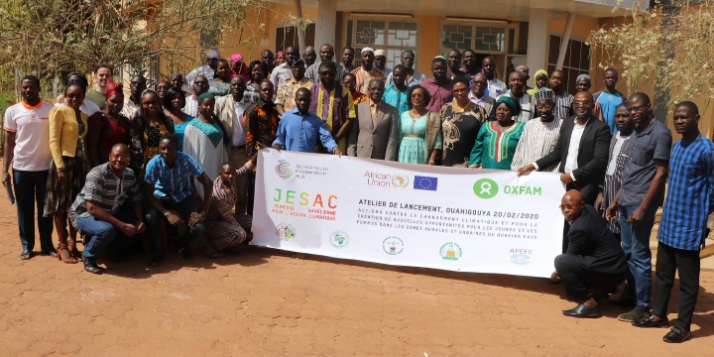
top-left (386, 50), bottom-right (426, 87)
top-left (275, 59), bottom-right (314, 115)
top-left (352, 47), bottom-right (385, 94)
top-left (374, 49), bottom-right (392, 78)
top-left (511, 88), bottom-right (563, 172)
top-left (305, 44), bottom-right (348, 83)
top-left (576, 74), bottom-right (592, 93)
top-left (185, 50), bottom-right (220, 92)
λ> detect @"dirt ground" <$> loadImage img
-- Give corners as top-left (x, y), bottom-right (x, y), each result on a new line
top-left (1, 178), bottom-right (714, 356)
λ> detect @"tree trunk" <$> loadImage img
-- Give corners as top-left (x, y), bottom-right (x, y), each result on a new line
top-left (293, 0), bottom-right (306, 53)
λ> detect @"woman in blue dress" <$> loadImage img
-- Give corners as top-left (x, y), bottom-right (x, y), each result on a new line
top-left (397, 85), bottom-right (442, 165)
top-left (162, 86), bottom-right (193, 150)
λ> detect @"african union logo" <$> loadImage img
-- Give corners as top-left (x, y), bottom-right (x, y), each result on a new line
top-left (329, 230), bottom-right (350, 248)
top-left (473, 178), bottom-right (498, 199)
top-left (511, 254), bottom-right (531, 265)
top-left (276, 223), bottom-right (296, 241)
top-left (274, 160), bottom-right (293, 179)
top-left (392, 174), bottom-right (409, 188)
top-left (439, 242), bottom-right (462, 261)
top-left (382, 237), bottom-right (404, 255)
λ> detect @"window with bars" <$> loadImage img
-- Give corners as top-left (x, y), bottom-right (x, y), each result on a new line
top-left (275, 23), bottom-right (316, 52)
top-left (439, 23), bottom-right (516, 56)
top-left (344, 19), bottom-right (419, 69)
top-left (547, 34), bottom-right (591, 94)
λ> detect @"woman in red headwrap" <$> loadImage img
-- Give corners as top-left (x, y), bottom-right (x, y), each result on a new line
top-left (87, 81), bottom-right (144, 176)
top-left (230, 54), bottom-right (250, 82)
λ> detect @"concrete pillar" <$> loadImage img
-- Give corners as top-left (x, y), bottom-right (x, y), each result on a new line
top-left (315, 0), bottom-right (337, 48)
top-left (526, 8), bottom-right (549, 88)
top-left (556, 12), bottom-right (576, 70)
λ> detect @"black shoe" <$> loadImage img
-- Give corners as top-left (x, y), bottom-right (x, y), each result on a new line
top-left (149, 254), bottom-right (165, 267)
top-left (84, 259), bottom-right (102, 274)
top-left (618, 306), bottom-right (650, 322)
top-left (19, 249), bottom-right (32, 260)
top-left (41, 250), bottom-right (58, 258)
top-left (609, 297), bottom-right (636, 308)
top-left (663, 326), bottom-right (692, 343)
top-left (563, 303), bottom-right (600, 318)
top-left (178, 248), bottom-right (193, 260)
top-left (633, 314), bottom-right (669, 328)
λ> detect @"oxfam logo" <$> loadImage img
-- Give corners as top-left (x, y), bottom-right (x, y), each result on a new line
top-left (473, 178), bottom-right (498, 199)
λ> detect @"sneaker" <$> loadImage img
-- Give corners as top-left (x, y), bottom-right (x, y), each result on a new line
top-left (618, 306), bottom-right (649, 322)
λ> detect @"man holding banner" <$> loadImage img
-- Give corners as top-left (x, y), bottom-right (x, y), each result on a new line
top-left (273, 88), bottom-right (341, 156)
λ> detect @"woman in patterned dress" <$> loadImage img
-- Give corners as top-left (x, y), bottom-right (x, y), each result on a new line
top-left (44, 83), bottom-right (89, 263)
top-left (439, 76), bottom-right (488, 167)
top-left (138, 90), bottom-right (174, 164)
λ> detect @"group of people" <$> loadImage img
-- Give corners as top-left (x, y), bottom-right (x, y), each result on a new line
top-left (3, 44), bottom-right (712, 344)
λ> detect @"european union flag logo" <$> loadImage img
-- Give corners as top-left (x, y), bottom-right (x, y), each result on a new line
top-left (413, 176), bottom-right (438, 191)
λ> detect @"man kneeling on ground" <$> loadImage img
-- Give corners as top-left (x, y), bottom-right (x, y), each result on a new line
top-left (556, 189), bottom-right (628, 317)
top-left (70, 144), bottom-right (146, 274)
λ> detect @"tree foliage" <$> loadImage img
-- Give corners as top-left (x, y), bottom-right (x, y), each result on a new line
top-left (588, 0), bottom-right (714, 106)
top-left (0, 0), bottom-right (273, 79)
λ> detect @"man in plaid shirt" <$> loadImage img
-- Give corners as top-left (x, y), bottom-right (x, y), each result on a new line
top-left (632, 101), bottom-right (714, 343)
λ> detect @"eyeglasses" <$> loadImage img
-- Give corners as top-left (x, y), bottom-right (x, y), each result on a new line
top-left (628, 105), bottom-right (647, 112)
top-left (573, 101), bottom-right (592, 107)
top-left (559, 204), bottom-right (577, 210)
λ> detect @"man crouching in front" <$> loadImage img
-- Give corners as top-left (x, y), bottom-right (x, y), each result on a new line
top-left (556, 190), bottom-right (628, 317)
top-left (70, 144), bottom-right (146, 274)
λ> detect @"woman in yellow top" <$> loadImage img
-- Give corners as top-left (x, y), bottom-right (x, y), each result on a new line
top-left (44, 83), bottom-right (89, 264)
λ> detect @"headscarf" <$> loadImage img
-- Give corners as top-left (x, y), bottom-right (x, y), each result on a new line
top-left (230, 54), bottom-right (250, 81)
top-left (105, 80), bottom-right (124, 99)
top-left (527, 69), bottom-right (548, 96)
top-left (495, 96), bottom-right (521, 117)
top-left (197, 92), bottom-right (215, 104)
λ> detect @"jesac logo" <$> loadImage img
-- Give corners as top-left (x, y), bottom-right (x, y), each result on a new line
top-left (276, 223), bottom-right (297, 241)
top-left (439, 242), bottom-right (462, 261)
top-left (473, 178), bottom-right (498, 199)
top-left (382, 237), bottom-right (404, 255)
top-left (329, 230), bottom-right (350, 248)
top-left (392, 174), bottom-right (409, 188)
top-left (274, 160), bottom-right (293, 179)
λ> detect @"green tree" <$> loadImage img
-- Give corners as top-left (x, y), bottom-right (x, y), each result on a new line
top-left (588, 0), bottom-right (714, 108)
top-left (0, 0), bottom-right (273, 79)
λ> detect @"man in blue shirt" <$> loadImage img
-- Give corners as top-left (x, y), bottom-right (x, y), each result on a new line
top-left (383, 65), bottom-right (410, 118)
top-left (272, 88), bottom-right (341, 155)
top-left (144, 134), bottom-right (214, 264)
top-left (632, 102), bottom-right (714, 343)
top-left (593, 68), bottom-right (627, 133)
top-left (606, 93), bottom-right (672, 322)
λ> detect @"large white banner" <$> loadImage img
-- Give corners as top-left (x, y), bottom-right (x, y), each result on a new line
top-left (252, 149), bottom-right (565, 278)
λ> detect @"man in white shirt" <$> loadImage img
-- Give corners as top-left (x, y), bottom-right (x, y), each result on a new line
top-left (270, 46), bottom-right (300, 90)
top-left (511, 88), bottom-right (562, 172)
top-left (215, 76), bottom-right (249, 214)
top-left (2, 76), bottom-right (56, 260)
top-left (483, 56), bottom-right (507, 97)
top-left (120, 75), bottom-right (146, 121)
top-left (183, 75), bottom-right (209, 117)
top-left (185, 50), bottom-right (220, 93)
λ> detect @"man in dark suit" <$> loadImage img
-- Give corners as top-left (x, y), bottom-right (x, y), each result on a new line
top-left (347, 78), bottom-right (399, 160)
top-left (556, 190), bottom-right (628, 318)
top-left (518, 91), bottom-right (611, 205)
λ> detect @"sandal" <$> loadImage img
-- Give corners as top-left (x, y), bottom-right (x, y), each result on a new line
top-left (67, 239), bottom-right (83, 262)
top-left (57, 244), bottom-right (78, 264)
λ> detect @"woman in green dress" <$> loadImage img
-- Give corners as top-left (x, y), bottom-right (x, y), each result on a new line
top-left (469, 96), bottom-right (525, 170)
top-left (397, 85), bottom-right (442, 165)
